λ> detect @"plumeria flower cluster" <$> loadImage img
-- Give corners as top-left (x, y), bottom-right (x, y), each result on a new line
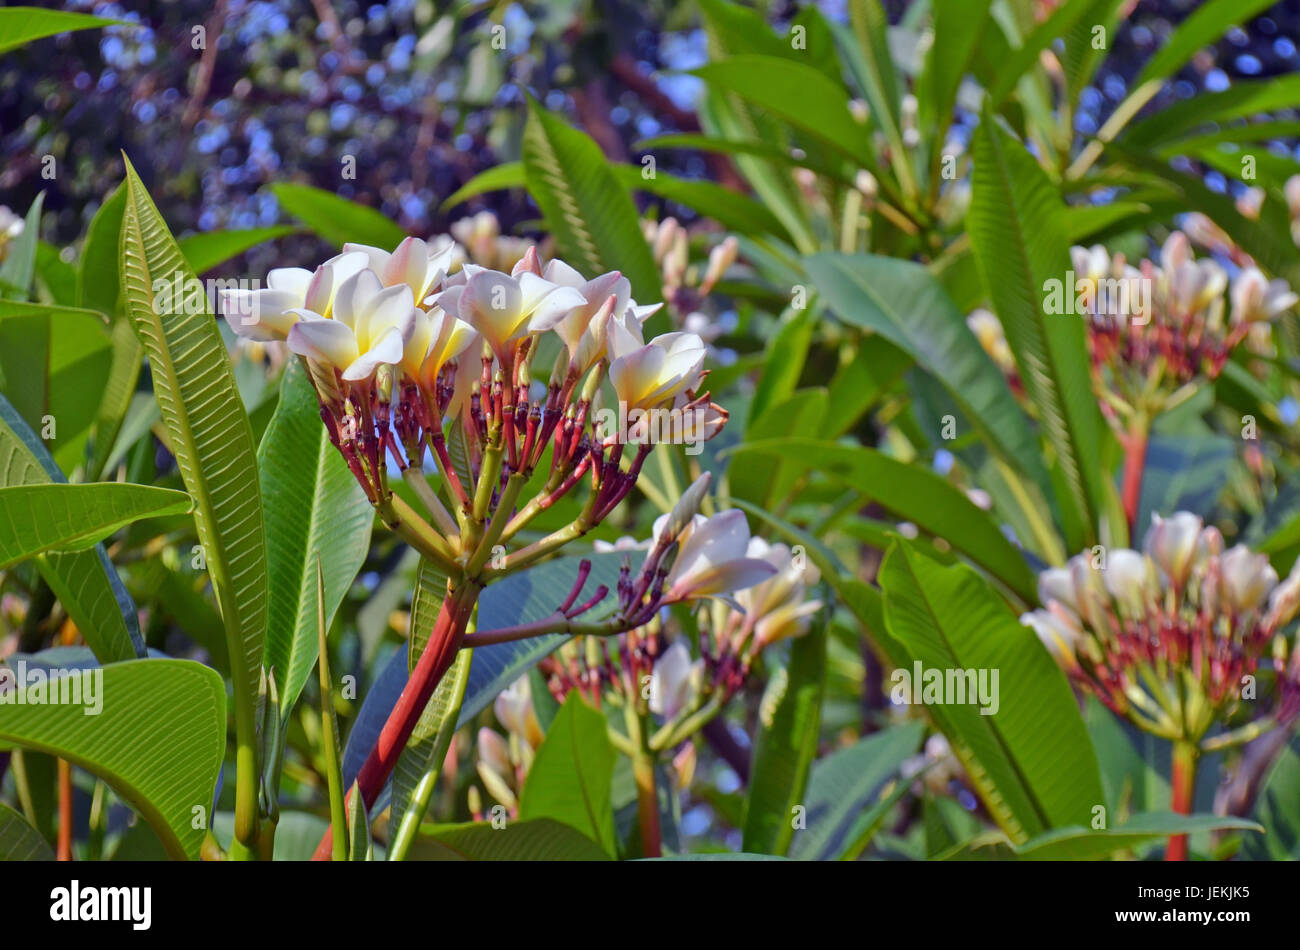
top-left (1074, 232), bottom-right (1296, 425)
top-left (641, 216), bottom-right (738, 347)
top-left (473, 678), bottom-right (544, 818)
top-left (223, 234), bottom-right (733, 858)
top-left (220, 234), bottom-right (728, 579)
top-left (532, 483), bottom-right (822, 769)
top-left (1021, 511), bottom-right (1300, 747)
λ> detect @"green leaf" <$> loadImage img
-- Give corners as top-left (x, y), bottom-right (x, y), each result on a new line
top-left (741, 618), bottom-right (827, 855)
top-left (0, 801), bottom-right (53, 861)
top-left (346, 779), bottom-right (373, 861)
top-left (0, 8), bottom-right (121, 56)
top-left (1136, 433), bottom-right (1234, 530)
top-left (1061, 0), bottom-right (1127, 101)
top-left (789, 721), bottom-right (925, 861)
top-left (0, 483), bottom-right (190, 569)
top-left (0, 394), bottom-right (144, 662)
top-left (389, 647), bottom-right (472, 857)
top-left (519, 692), bottom-right (618, 856)
top-left (986, 0), bottom-right (1095, 106)
top-left (1003, 813), bottom-right (1262, 860)
top-left (410, 817), bottom-right (611, 861)
top-left (521, 97), bottom-right (661, 301)
top-left (258, 360), bottom-right (371, 718)
top-left (0, 658), bottom-right (226, 860)
top-left (610, 164), bottom-right (788, 240)
top-left (806, 253), bottom-right (1045, 488)
top-left (1125, 75), bottom-right (1300, 150)
top-left (0, 299), bottom-right (115, 474)
top-left (1133, 0), bottom-right (1278, 89)
top-left (179, 226), bottom-right (296, 275)
top-left (269, 183), bottom-right (405, 250)
top-left (879, 540), bottom-right (1105, 844)
top-left (969, 113), bottom-right (1105, 548)
top-left (441, 162), bottom-right (526, 211)
top-left (729, 438), bottom-right (1037, 602)
top-left (692, 55), bottom-right (869, 163)
top-left (120, 157), bottom-right (268, 775)
top-left (840, 0), bottom-right (903, 151)
top-left (0, 193), bottom-right (42, 299)
top-left (78, 184), bottom-right (126, 315)
top-left (921, 0), bottom-right (993, 138)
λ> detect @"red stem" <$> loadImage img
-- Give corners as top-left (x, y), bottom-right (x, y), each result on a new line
top-left (1166, 739), bottom-right (1197, 862)
top-left (312, 584), bottom-right (479, 860)
top-left (1121, 420), bottom-right (1148, 537)
top-left (57, 758), bottom-right (73, 861)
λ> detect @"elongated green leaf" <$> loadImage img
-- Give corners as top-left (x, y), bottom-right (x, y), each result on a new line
top-left (179, 226), bottom-right (296, 275)
top-left (840, 0), bottom-right (903, 149)
top-left (1125, 76), bottom-right (1300, 150)
top-left (0, 8), bottom-right (120, 56)
top-left (879, 540), bottom-right (1105, 843)
top-left (0, 483), bottom-right (190, 569)
top-left (1003, 813), bottom-right (1262, 860)
top-left (0, 801), bottom-right (52, 861)
top-left (0, 194), bottom-right (41, 299)
top-left (120, 157), bottom-right (268, 745)
top-left (610, 164), bottom-right (788, 240)
top-left (270, 183), bottom-right (405, 250)
top-left (90, 318), bottom-right (142, 479)
top-left (442, 162), bottom-right (527, 211)
top-left (987, 0), bottom-right (1095, 106)
top-left (921, 0), bottom-right (992, 139)
top-left (519, 692), bottom-right (617, 856)
top-left (78, 184), bottom-right (126, 315)
top-left (259, 360), bottom-right (371, 717)
top-left (1134, 0), bottom-right (1278, 89)
top-left (1061, 0), bottom-right (1127, 101)
top-left (730, 438), bottom-right (1037, 602)
top-left (0, 394), bottom-right (144, 662)
top-left (522, 98), bottom-right (661, 301)
top-left (346, 779), bottom-right (373, 861)
top-left (693, 56), bottom-right (869, 163)
top-left (410, 817), bottom-right (611, 861)
top-left (0, 658), bottom-right (225, 860)
top-left (789, 721), bottom-right (925, 861)
top-left (742, 619), bottom-right (827, 855)
top-left (806, 252), bottom-right (1046, 488)
top-left (389, 647), bottom-right (471, 854)
top-left (969, 114), bottom-right (1105, 548)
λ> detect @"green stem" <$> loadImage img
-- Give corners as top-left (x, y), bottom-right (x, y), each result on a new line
top-left (624, 705), bottom-right (661, 858)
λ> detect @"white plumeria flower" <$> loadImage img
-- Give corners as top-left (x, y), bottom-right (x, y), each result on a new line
top-left (1143, 512), bottom-right (1202, 587)
top-left (286, 269), bottom-right (420, 382)
top-left (543, 260), bottom-right (662, 373)
top-left (493, 678), bottom-right (544, 749)
top-left (401, 305), bottom-right (477, 387)
top-left (648, 641), bottom-right (699, 719)
top-left (736, 537), bottom-right (823, 646)
top-left (1103, 549), bottom-right (1155, 618)
top-left (655, 509), bottom-right (778, 602)
top-left (1021, 609), bottom-right (1082, 668)
top-left (219, 250), bottom-right (367, 341)
top-left (1219, 545), bottom-right (1277, 613)
top-left (1229, 267), bottom-right (1298, 324)
top-left (606, 311), bottom-right (707, 412)
top-left (434, 266), bottom-right (586, 360)
top-left (344, 235), bottom-right (459, 303)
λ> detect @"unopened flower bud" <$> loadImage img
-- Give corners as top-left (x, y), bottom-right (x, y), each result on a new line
top-left (1220, 545), bottom-right (1278, 613)
top-left (1143, 511), bottom-right (1202, 587)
